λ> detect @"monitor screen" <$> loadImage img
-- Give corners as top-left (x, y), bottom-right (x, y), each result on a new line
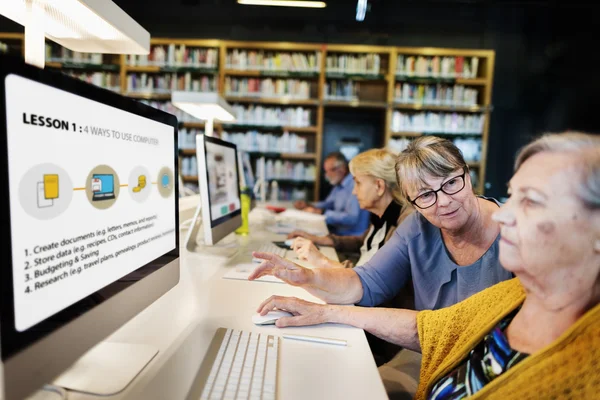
top-left (204, 138), bottom-right (241, 227)
top-left (0, 57), bottom-right (179, 370)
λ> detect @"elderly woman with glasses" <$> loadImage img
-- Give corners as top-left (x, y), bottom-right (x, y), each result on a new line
top-left (250, 135), bottom-right (511, 310)
top-left (251, 132), bottom-right (600, 399)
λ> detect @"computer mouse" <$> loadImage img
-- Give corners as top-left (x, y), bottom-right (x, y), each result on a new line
top-left (252, 310), bottom-right (294, 325)
top-left (284, 239), bottom-right (294, 247)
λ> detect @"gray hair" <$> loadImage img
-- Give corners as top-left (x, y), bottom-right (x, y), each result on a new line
top-left (515, 132), bottom-right (600, 209)
top-left (324, 151), bottom-right (348, 168)
top-left (395, 136), bottom-right (469, 202)
top-left (349, 148), bottom-right (403, 204)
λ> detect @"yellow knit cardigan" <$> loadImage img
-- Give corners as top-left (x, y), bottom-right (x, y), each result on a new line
top-left (415, 278), bottom-right (600, 400)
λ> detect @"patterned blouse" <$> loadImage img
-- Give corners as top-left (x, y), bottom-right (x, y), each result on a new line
top-left (428, 308), bottom-right (529, 399)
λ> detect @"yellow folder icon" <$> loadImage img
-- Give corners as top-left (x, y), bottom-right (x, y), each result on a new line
top-left (43, 174), bottom-right (59, 199)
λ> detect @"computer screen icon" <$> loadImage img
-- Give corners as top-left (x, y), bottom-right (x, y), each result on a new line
top-left (91, 174), bottom-right (115, 201)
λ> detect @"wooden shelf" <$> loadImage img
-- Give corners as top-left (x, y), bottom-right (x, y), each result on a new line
top-left (324, 100), bottom-right (388, 109)
top-left (126, 65), bottom-right (218, 74)
top-left (224, 69), bottom-right (320, 78)
top-left (393, 103), bottom-right (484, 112)
top-left (180, 149), bottom-right (196, 155)
top-left (394, 76), bottom-right (487, 86)
top-left (225, 96), bottom-right (319, 106)
top-left (467, 162), bottom-right (481, 168)
top-left (46, 61), bottom-right (119, 71)
top-left (245, 152), bottom-right (317, 160)
top-left (124, 92), bottom-right (171, 100)
top-left (267, 179), bottom-right (315, 186)
top-left (326, 72), bottom-right (387, 81)
top-left (182, 175), bottom-right (199, 182)
top-left (390, 131), bottom-right (423, 138)
top-left (391, 131), bottom-right (483, 137)
top-left (221, 124), bottom-right (318, 133)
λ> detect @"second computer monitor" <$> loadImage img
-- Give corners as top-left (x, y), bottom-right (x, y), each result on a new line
top-left (196, 134), bottom-right (242, 245)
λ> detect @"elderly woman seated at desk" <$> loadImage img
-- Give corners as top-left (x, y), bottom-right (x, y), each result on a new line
top-left (251, 135), bottom-right (511, 313)
top-left (287, 148), bottom-right (412, 269)
top-left (255, 132), bottom-right (600, 399)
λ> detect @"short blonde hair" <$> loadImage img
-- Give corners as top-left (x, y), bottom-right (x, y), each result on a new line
top-left (395, 136), bottom-right (468, 203)
top-left (349, 148), bottom-right (403, 204)
top-left (515, 131), bottom-right (600, 209)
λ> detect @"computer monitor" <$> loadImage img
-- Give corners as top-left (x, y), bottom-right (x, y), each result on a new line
top-left (0, 55), bottom-right (180, 400)
top-left (185, 134), bottom-right (241, 249)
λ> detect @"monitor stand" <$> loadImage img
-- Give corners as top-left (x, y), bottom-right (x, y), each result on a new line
top-left (23, 342), bottom-right (158, 399)
top-left (183, 202), bottom-right (239, 258)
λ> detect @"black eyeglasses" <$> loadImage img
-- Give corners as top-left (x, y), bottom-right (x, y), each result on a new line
top-left (408, 170), bottom-right (467, 209)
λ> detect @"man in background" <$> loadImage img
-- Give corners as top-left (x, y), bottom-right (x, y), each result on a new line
top-left (294, 152), bottom-right (369, 236)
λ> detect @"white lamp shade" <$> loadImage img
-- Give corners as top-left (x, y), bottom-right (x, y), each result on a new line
top-left (171, 92), bottom-right (236, 122)
top-left (0, 0), bottom-right (150, 54)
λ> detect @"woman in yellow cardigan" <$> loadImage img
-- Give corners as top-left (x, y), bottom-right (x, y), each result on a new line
top-left (254, 131), bottom-right (600, 399)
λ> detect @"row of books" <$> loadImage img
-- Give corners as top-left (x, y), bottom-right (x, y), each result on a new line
top-left (69, 72), bottom-right (120, 92)
top-left (178, 128), bottom-right (201, 150)
top-left (142, 101), bottom-right (199, 122)
top-left (396, 55), bottom-right (479, 79)
top-left (127, 45), bottom-right (218, 67)
top-left (226, 50), bottom-right (321, 72)
top-left (388, 137), bottom-right (481, 162)
top-left (391, 111), bottom-right (485, 134)
top-left (126, 73), bottom-right (217, 93)
top-left (220, 131), bottom-right (309, 154)
top-left (326, 54), bottom-right (381, 74)
top-left (231, 105), bottom-right (313, 127)
top-left (324, 79), bottom-right (359, 100)
top-left (45, 44), bottom-right (103, 64)
top-left (394, 83), bottom-right (479, 106)
top-left (271, 186), bottom-right (310, 201)
top-left (225, 77), bottom-right (312, 99)
top-left (181, 156), bottom-right (199, 177)
top-left (260, 159), bottom-right (316, 182)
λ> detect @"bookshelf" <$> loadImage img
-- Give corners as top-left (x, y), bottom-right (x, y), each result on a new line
top-left (221, 41), bottom-right (323, 202)
top-left (6, 35), bottom-right (494, 196)
top-left (386, 47), bottom-right (494, 193)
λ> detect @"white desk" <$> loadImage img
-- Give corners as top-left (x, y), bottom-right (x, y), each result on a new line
top-left (68, 206), bottom-right (388, 400)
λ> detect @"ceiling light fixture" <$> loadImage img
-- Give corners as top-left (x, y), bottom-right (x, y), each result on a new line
top-left (356, 0), bottom-right (367, 21)
top-left (237, 0), bottom-right (326, 8)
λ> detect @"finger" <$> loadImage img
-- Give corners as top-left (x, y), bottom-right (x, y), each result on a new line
top-left (247, 261), bottom-right (275, 280)
top-left (252, 251), bottom-right (276, 261)
top-left (257, 295), bottom-right (278, 314)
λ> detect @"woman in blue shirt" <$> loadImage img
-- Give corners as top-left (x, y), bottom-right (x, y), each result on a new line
top-left (250, 136), bottom-right (512, 310)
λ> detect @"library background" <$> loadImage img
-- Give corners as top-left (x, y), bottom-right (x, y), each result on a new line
top-left (1, 0), bottom-right (598, 202)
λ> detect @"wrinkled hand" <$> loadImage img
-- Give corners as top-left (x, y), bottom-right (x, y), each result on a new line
top-left (293, 200), bottom-right (308, 209)
top-left (286, 230), bottom-right (318, 241)
top-left (249, 252), bottom-right (313, 286)
top-left (303, 206), bottom-right (322, 214)
top-left (291, 237), bottom-right (327, 267)
top-left (256, 295), bottom-right (329, 327)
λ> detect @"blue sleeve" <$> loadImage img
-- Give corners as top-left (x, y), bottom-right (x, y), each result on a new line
top-left (312, 190), bottom-right (335, 210)
top-left (353, 215), bottom-right (415, 307)
top-left (323, 194), bottom-right (361, 226)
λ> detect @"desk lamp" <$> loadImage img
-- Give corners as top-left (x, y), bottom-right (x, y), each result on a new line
top-left (0, 0), bottom-right (150, 68)
top-left (172, 91), bottom-right (237, 196)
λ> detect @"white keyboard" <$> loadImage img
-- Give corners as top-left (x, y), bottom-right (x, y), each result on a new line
top-left (187, 328), bottom-right (280, 400)
top-left (252, 243), bottom-right (287, 263)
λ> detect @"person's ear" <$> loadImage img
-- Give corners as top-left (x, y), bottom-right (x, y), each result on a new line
top-left (376, 179), bottom-right (385, 197)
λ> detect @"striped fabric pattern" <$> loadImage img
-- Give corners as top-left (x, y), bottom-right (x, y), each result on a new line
top-left (428, 309), bottom-right (528, 400)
